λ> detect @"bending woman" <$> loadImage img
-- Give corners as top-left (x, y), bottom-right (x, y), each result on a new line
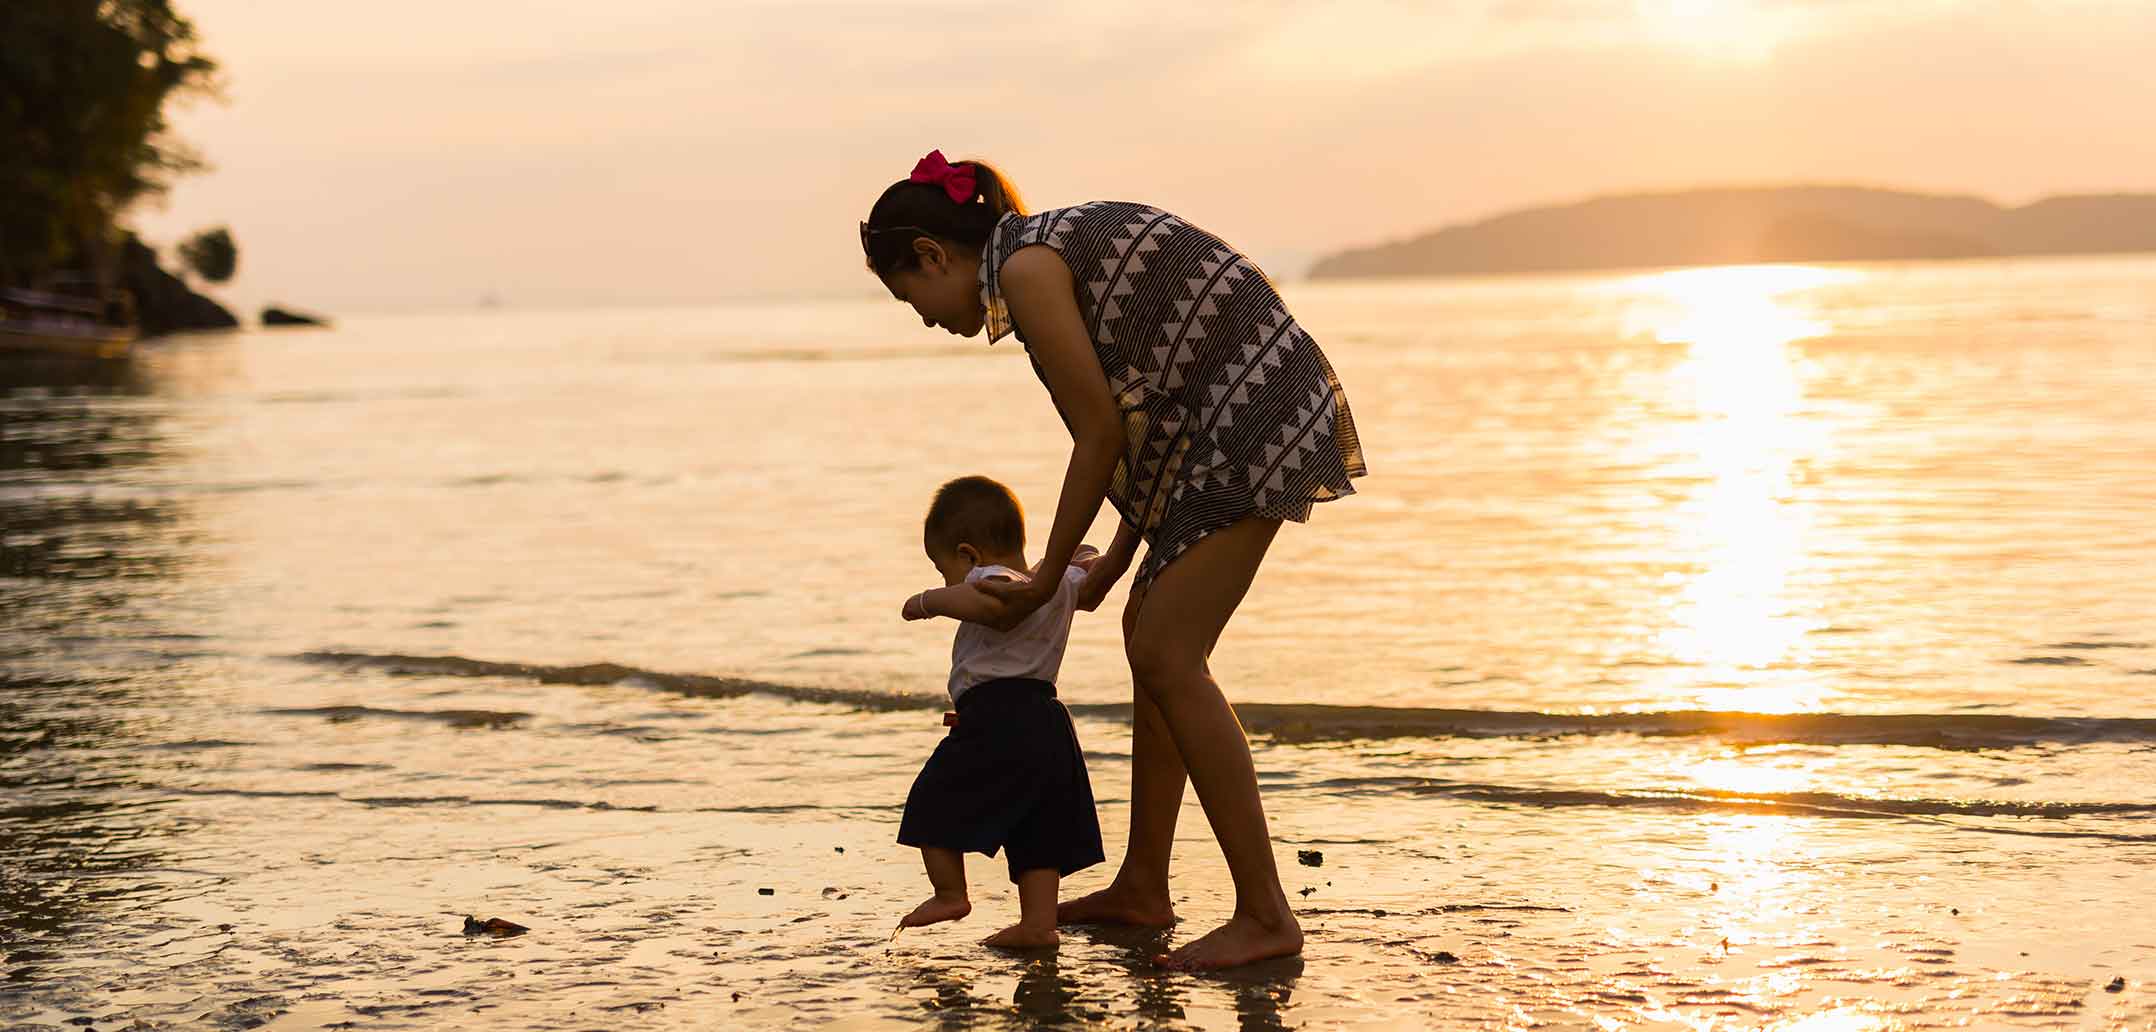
top-left (860, 151), bottom-right (1366, 970)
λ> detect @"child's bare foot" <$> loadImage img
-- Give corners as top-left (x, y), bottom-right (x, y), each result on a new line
top-left (900, 893), bottom-right (971, 928)
top-left (981, 923), bottom-right (1059, 950)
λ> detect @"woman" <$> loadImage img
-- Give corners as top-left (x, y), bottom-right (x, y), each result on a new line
top-left (861, 151), bottom-right (1365, 969)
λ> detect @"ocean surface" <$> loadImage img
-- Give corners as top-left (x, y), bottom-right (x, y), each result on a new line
top-left (4, 255), bottom-right (2153, 1030)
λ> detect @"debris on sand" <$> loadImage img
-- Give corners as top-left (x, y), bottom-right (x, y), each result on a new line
top-left (462, 916), bottom-right (529, 937)
top-left (1297, 849), bottom-right (1323, 867)
top-left (2107, 976), bottom-right (2127, 992)
top-left (757, 887), bottom-right (775, 896)
top-left (1298, 886), bottom-right (1317, 897)
top-left (1432, 950), bottom-right (1459, 964)
top-left (821, 887), bottom-right (849, 900)
top-left (834, 847), bottom-right (845, 853)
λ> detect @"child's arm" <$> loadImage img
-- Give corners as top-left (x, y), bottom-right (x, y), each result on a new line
top-left (900, 580), bottom-right (1008, 624)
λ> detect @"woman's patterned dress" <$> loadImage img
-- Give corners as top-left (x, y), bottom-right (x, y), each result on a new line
top-left (978, 202), bottom-right (1368, 592)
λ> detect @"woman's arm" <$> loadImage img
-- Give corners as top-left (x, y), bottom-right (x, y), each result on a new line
top-left (975, 245), bottom-right (1123, 629)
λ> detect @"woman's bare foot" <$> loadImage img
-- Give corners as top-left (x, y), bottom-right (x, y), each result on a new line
top-left (1153, 912), bottom-right (1303, 971)
top-left (981, 923), bottom-right (1059, 950)
top-left (1055, 883), bottom-right (1176, 927)
top-left (899, 892), bottom-right (971, 928)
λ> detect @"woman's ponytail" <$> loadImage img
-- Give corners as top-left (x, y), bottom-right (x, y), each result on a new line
top-left (861, 152), bottom-right (1027, 277)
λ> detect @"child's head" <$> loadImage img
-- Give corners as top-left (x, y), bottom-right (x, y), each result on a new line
top-left (861, 150), bottom-right (1025, 339)
top-left (922, 475), bottom-right (1026, 586)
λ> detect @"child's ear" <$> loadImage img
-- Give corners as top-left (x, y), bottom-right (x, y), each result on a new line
top-left (955, 543), bottom-right (981, 567)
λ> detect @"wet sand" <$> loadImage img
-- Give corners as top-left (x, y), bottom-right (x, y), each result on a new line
top-left (7, 690), bottom-right (2153, 1032)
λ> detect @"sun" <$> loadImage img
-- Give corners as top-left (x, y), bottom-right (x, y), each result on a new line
top-left (1634, 0), bottom-right (1790, 62)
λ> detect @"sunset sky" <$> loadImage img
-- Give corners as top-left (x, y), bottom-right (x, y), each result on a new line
top-left (133, 0), bottom-right (2156, 313)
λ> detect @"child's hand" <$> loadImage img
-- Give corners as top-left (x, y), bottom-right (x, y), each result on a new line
top-left (1074, 548), bottom-right (1129, 612)
top-left (901, 592), bottom-right (931, 621)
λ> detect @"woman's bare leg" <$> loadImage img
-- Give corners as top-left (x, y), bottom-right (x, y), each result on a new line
top-left (1130, 518), bottom-right (1301, 970)
top-left (1057, 583), bottom-right (1186, 927)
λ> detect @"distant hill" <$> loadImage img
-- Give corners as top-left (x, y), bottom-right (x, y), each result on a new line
top-left (1306, 187), bottom-right (2156, 280)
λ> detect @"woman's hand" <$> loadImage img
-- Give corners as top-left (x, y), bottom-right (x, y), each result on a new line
top-left (971, 574), bottom-right (1055, 631)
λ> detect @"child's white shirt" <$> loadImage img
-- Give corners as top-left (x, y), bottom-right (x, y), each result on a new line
top-left (947, 563), bottom-right (1086, 702)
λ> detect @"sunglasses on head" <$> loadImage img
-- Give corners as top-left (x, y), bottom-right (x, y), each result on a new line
top-left (860, 222), bottom-right (936, 255)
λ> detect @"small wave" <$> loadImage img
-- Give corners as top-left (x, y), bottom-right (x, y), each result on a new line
top-left (293, 652), bottom-right (944, 713)
top-left (289, 651), bottom-right (2156, 750)
top-left (262, 704), bottom-right (529, 729)
top-left (156, 785), bottom-right (655, 812)
top-left (1300, 774), bottom-right (2156, 821)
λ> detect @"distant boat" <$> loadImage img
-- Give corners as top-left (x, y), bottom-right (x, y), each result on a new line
top-left (0, 284), bottom-right (138, 360)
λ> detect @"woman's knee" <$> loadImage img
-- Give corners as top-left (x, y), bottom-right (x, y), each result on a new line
top-left (1125, 630), bottom-right (1204, 700)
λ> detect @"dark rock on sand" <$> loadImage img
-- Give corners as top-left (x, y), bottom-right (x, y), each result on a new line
top-left (2108, 976), bottom-right (2127, 992)
top-left (1297, 849), bottom-right (1323, 867)
top-left (261, 305), bottom-right (329, 327)
top-left (462, 915), bottom-right (528, 937)
top-left (757, 887), bottom-right (775, 895)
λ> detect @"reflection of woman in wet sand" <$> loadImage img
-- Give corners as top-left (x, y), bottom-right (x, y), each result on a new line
top-left (861, 151), bottom-right (1366, 970)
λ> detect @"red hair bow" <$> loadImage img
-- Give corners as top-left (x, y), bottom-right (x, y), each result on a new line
top-left (910, 149), bottom-right (976, 204)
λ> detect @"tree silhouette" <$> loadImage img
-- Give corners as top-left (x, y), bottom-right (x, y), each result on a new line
top-left (0, 1), bottom-right (219, 284)
top-left (178, 226), bottom-right (237, 283)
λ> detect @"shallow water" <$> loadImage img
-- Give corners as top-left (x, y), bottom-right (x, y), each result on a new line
top-left (3, 256), bottom-right (2154, 1029)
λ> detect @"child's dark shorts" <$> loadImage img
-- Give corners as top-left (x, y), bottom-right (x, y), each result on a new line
top-left (896, 677), bottom-right (1105, 883)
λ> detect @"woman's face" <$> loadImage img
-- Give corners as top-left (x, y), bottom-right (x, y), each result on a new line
top-left (880, 240), bottom-right (985, 338)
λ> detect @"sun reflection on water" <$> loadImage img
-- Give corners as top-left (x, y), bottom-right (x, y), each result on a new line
top-left (1619, 266), bottom-right (1860, 713)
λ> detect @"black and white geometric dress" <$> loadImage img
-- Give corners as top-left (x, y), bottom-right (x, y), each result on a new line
top-left (978, 202), bottom-right (1368, 592)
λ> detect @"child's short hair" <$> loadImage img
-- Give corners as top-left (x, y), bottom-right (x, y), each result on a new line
top-left (924, 476), bottom-right (1025, 558)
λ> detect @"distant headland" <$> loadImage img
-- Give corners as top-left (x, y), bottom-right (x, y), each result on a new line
top-left (1307, 187), bottom-right (2156, 280)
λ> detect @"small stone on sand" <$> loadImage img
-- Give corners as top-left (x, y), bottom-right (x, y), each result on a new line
top-left (2107, 976), bottom-right (2126, 992)
top-left (1432, 950), bottom-right (1459, 964)
top-left (462, 916), bottom-right (529, 937)
top-left (1297, 849), bottom-right (1323, 867)
top-left (757, 887), bottom-right (775, 896)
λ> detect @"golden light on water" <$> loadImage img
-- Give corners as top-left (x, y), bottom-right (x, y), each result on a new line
top-left (1770, 1009), bottom-right (1896, 1032)
top-left (1621, 266), bottom-right (1857, 712)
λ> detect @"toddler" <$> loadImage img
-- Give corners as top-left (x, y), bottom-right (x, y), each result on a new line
top-left (895, 475), bottom-right (1105, 948)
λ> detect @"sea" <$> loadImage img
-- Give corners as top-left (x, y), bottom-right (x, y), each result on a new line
top-left (3, 255), bottom-right (2153, 1030)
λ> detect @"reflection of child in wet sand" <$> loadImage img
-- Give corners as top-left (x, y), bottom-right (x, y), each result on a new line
top-left (895, 475), bottom-right (1106, 948)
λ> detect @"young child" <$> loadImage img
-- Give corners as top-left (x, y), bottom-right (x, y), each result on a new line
top-left (895, 475), bottom-right (1106, 949)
